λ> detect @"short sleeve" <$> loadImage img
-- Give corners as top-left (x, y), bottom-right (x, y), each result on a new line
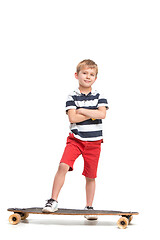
top-left (65, 94), bottom-right (77, 112)
top-left (98, 93), bottom-right (109, 109)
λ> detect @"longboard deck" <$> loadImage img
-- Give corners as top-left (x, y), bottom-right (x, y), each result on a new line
top-left (8, 207), bottom-right (138, 215)
top-left (8, 207), bottom-right (139, 229)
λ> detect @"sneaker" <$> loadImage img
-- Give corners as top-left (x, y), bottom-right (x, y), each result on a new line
top-left (42, 198), bottom-right (58, 213)
top-left (84, 206), bottom-right (98, 220)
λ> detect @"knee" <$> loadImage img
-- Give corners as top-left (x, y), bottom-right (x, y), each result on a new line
top-left (86, 177), bottom-right (95, 183)
top-left (58, 163), bottom-right (69, 175)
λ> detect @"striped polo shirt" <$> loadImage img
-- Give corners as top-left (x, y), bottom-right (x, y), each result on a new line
top-left (66, 88), bottom-right (108, 141)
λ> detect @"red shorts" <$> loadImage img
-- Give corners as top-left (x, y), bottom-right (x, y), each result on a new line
top-left (60, 133), bottom-right (102, 178)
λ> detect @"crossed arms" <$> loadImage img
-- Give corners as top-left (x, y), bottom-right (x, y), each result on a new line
top-left (67, 107), bottom-right (107, 124)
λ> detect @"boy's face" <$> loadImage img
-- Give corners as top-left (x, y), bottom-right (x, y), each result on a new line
top-left (75, 66), bottom-right (97, 89)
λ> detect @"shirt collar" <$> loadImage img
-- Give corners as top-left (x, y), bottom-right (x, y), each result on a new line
top-left (74, 88), bottom-right (96, 96)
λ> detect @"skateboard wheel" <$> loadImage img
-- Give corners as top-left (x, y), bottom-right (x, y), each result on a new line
top-left (128, 215), bottom-right (133, 223)
top-left (9, 213), bottom-right (21, 225)
top-left (21, 212), bottom-right (29, 220)
top-left (117, 217), bottom-right (128, 229)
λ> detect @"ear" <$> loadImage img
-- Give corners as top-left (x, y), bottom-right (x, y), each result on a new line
top-left (75, 72), bottom-right (78, 79)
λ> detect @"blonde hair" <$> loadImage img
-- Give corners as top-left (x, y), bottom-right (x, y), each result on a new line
top-left (76, 59), bottom-right (98, 77)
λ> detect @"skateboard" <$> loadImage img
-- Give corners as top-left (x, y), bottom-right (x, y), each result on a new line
top-left (8, 207), bottom-right (139, 229)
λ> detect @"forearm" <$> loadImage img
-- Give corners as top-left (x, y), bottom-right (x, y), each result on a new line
top-left (77, 108), bottom-right (106, 119)
top-left (67, 109), bottom-right (90, 123)
top-left (71, 113), bottom-right (90, 123)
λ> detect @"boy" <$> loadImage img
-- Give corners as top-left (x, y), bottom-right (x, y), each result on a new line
top-left (42, 59), bottom-right (109, 218)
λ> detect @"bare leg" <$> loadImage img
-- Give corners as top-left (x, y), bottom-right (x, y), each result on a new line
top-left (51, 163), bottom-right (70, 201)
top-left (85, 177), bottom-right (96, 206)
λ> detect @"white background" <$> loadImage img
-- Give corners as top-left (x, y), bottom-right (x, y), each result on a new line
top-left (0, 0), bottom-right (160, 239)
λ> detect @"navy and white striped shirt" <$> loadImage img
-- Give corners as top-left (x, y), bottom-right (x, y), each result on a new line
top-left (66, 88), bottom-right (108, 141)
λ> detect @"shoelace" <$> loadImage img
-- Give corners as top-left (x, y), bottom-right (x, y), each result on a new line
top-left (45, 199), bottom-right (54, 207)
top-left (86, 206), bottom-right (94, 210)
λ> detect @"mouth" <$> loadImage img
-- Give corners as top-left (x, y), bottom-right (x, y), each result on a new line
top-left (84, 80), bottom-right (91, 83)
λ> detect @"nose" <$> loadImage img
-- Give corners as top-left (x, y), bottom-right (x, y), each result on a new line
top-left (86, 74), bottom-right (90, 79)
